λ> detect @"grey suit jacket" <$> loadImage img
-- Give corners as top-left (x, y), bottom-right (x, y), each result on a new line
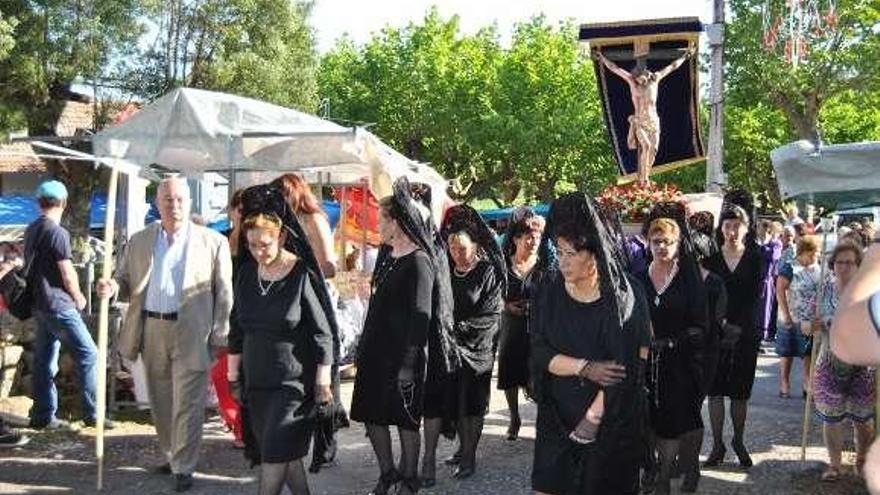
top-left (115, 222), bottom-right (233, 371)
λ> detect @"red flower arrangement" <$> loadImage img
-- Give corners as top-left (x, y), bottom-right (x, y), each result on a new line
top-left (597, 182), bottom-right (685, 224)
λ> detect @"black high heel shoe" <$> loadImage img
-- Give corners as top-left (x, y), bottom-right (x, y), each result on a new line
top-left (453, 464), bottom-right (475, 479)
top-left (368, 468), bottom-right (401, 495)
top-left (702, 445), bottom-right (726, 467)
top-left (506, 416), bottom-right (521, 441)
top-left (731, 441), bottom-right (753, 468)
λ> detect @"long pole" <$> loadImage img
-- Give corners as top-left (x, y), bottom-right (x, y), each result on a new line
top-left (801, 220), bottom-right (830, 462)
top-left (706, 0), bottom-right (726, 192)
top-left (96, 167), bottom-right (120, 490)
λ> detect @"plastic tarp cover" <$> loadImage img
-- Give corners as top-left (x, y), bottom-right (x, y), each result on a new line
top-left (771, 140), bottom-right (880, 210)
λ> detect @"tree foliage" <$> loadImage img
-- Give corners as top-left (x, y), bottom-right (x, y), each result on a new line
top-left (723, 0), bottom-right (880, 212)
top-left (0, 0), bottom-right (146, 254)
top-left (120, 0), bottom-right (318, 111)
top-left (726, 0), bottom-right (880, 141)
top-left (318, 9), bottom-right (616, 204)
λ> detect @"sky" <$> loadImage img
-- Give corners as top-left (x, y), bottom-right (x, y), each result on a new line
top-left (310, 0), bottom-right (715, 53)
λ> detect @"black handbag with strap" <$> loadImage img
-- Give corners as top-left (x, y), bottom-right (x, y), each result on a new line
top-left (2, 221), bottom-right (48, 321)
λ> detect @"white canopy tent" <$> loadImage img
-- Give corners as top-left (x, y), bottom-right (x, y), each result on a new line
top-left (92, 88), bottom-right (449, 216)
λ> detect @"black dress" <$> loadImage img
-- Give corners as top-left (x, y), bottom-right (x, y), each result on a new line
top-left (350, 250), bottom-right (434, 430)
top-left (496, 260), bottom-right (537, 390)
top-left (704, 247), bottom-right (764, 400)
top-left (232, 259), bottom-right (334, 463)
top-left (451, 260), bottom-right (503, 416)
top-left (530, 276), bottom-right (651, 495)
top-left (699, 272), bottom-right (727, 400)
top-left (637, 270), bottom-right (707, 440)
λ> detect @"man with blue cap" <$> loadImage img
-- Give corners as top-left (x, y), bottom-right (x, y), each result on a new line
top-left (24, 179), bottom-right (98, 430)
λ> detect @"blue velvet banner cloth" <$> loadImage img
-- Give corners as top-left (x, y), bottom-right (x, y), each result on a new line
top-left (580, 19), bottom-right (705, 178)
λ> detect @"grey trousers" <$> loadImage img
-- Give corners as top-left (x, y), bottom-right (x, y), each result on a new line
top-left (142, 318), bottom-right (208, 475)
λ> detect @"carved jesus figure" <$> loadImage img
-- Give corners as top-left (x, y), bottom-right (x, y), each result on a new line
top-left (596, 48), bottom-right (695, 185)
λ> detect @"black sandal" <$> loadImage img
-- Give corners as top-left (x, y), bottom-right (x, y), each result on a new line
top-left (397, 477), bottom-right (421, 494)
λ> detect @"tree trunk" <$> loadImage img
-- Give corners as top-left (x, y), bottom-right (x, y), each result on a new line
top-left (771, 91), bottom-right (820, 142)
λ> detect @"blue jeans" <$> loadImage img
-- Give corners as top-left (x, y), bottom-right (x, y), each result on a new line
top-left (31, 309), bottom-right (98, 423)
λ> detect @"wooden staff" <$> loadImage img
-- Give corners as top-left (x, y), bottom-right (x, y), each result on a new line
top-left (876, 368), bottom-right (879, 439)
top-left (801, 219), bottom-right (831, 462)
top-left (96, 151), bottom-right (123, 489)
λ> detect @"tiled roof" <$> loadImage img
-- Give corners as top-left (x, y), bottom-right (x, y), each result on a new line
top-left (1, 98), bottom-right (100, 174)
top-left (54, 99), bottom-right (96, 137)
top-left (0, 142), bottom-right (47, 173)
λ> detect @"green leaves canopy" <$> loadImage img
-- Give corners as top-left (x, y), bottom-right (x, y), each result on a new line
top-left (318, 9), bottom-right (615, 204)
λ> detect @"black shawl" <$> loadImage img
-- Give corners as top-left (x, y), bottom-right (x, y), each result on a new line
top-left (441, 204), bottom-right (506, 374)
top-left (531, 193), bottom-right (646, 402)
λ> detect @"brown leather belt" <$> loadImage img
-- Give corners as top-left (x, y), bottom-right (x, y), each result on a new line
top-left (143, 310), bottom-right (178, 321)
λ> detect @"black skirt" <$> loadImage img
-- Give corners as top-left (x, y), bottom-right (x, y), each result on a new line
top-left (710, 332), bottom-right (759, 400)
top-left (496, 311), bottom-right (530, 390)
top-left (532, 403), bottom-right (641, 495)
top-left (248, 386), bottom-right (314, 463)
top-left (457, 364), bottom-right (492, 417)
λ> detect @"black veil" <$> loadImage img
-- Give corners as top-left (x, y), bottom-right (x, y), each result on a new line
top-left (641, 201), bottom-right (703, 298)
top-left (441, 204), bottom-right (507, 294)
top-left (541, 192), bottom-right (636, 343)
top-left (238, 184), bottom-right (341, 360)
top-left (376, 177), bottom-right (460, 376)
top-left (716, 188), bottom-right (757, 248)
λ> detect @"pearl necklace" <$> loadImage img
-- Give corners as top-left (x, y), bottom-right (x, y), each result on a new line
top-left (649, 260), bottom-right (678, 306)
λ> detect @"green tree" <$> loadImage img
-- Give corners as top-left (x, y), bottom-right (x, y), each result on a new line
top-left (121, 0), bottom-right (318, 111)
top-left (726, 0), bottom-right (880, 142)
top-left (0, 11), bottom-right (15, 60)
top-left (723, 0), bottom-right (880, 210)
top-left (318, 10), bottom-right (615, 204)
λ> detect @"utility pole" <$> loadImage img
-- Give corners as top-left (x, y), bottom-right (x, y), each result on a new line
top-left (706, 0), bottom-right (727, 192)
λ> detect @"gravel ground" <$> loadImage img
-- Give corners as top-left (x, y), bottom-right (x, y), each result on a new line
top-left (0, 346), bottom-right (872, 494)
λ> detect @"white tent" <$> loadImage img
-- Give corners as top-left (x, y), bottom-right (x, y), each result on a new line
top-left (92, 87), bottom-right (449, 210)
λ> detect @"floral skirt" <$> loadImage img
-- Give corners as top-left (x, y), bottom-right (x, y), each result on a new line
top-left (813, 351), bottom-right (875, 424)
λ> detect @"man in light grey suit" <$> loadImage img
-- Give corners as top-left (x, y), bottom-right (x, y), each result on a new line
top-left (97, 177), bottom-right (233, 492)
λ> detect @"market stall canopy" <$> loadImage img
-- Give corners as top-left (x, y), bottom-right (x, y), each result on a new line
top-left (92, 87), bottom-right (450, 216)
top-left (771, 140), bottom-right (880, 210)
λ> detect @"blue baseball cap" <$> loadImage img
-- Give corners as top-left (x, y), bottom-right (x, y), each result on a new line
top-left (35, 180), bottom-right (68, 201)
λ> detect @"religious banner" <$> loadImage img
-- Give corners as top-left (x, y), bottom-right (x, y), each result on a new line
top-left (580, 17), bottom-right (705, 183)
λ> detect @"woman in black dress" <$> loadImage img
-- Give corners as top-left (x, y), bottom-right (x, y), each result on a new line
top-left (350, 178), bottom-right (456, 495)
top-left (636, 204), bottom-right (707, 494)
top-left (703, 198), bottom-right (764, 468)
top-left (678, 230), bottom-right (727, 492)
top-left (497, 207), bottom-right (545, 440)
top-left (530, 193), bottom-right (651, 495)
top-left (430, 205), bottom-right (505, 481)
top-left (227, 185), bottom-right (335, 495)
